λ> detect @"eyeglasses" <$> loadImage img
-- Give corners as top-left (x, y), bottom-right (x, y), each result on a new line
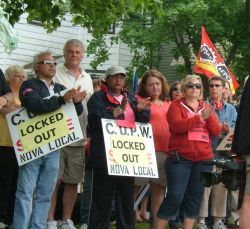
top-left (209, 84), bottom-right (223, 88)
top-left (37, 60), bottom-right (57, 66)
top-left (173, 87), bottom-right (181, 92)
top-left (186, 82), bottom-right (202, 89)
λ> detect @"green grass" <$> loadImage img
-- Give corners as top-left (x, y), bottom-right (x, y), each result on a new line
top-left (110, 222), bottom-right (151, 228)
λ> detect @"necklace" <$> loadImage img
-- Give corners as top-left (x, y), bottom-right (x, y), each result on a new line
top-left (153, 99), bottom-right (163, 106)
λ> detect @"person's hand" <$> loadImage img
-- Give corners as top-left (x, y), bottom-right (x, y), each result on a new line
top-left (73, 86), bottom-right (87, 103)
top-left (113, 93), bottom-right (128, 118)
top-left (63, 89), bottom-right (77, 102)
top-left (137, 97), bottom-right (151, 112)
top-left (120, 93), bottom-right (128, 111)
top-left (0, 96), bottom-right (8, 110)
top-left (221, 122), bottom-right (230, 134)
top-left (200, 104), bottom-right (214, 120)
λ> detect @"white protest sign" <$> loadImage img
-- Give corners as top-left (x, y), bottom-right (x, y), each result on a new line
top-left (101, 118), bottom-right (158, 178)
top-left (216, 129), bottom-right (234, 151)
top-left (6, 102), bottom-right (83, 166)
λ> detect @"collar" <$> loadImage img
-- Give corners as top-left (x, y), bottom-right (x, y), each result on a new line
top-left (101, 80), bottom-right (125, 105)
top-left (62, 64), bottom-right (84, 79)
top-left (179, 97), bottom-right (204, 112)
top-left (39, 79), bottom-right (55, 87)
top-left (210, 98), bottom-right (224, 111)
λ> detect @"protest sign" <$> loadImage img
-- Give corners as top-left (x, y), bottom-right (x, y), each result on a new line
top-left (216, 129), bottom-right (234, 151)
top-left (7, 102), bottom-right (83, 166)
top-left (101, 118), bottom-right (158, 178)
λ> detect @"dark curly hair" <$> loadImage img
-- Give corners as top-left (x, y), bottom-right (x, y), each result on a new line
top-left (169, 81), bottom-right (181, 101)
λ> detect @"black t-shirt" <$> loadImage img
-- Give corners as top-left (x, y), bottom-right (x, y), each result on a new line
top-left (0, 68), bottom-right (11, 96)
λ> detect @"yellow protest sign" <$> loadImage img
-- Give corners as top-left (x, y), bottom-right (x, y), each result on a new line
top-left (17, 108), bottom-right (69, 152)
top-left (110, 135), bottom-right (149, 166)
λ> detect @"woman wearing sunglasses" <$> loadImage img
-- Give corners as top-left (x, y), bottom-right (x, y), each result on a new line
top-left (169, 81), bottom-right (182, 101)
top-left (153, 75), bottom-right (221, 229)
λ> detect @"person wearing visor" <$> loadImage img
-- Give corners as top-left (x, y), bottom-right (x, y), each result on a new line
top-left (87, 66), bottom-right (151, 229)
top-left (153, 75), bottom-right (221, 229)
top-left (13, 52), bottom-right (85, 229)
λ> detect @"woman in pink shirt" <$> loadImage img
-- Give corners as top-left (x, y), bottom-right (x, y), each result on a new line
top-left (136, 69), bottom-right (171, 225)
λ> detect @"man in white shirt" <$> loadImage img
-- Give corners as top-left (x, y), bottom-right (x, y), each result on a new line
top-left (47, 39), bottom-right (94, 229)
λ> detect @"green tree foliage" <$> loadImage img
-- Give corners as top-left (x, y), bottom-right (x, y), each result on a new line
top-left (0, 0), bottom-right (162, 70)
top-left (1, 0), bottom-right (249, 87)
top-left (119, 0), bottom-right (250, 86)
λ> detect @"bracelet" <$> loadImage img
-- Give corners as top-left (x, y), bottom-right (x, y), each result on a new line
top-left (3, 95), bottom-right (8, 105)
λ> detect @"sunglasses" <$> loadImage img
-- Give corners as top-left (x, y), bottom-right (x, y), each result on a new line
top-left (186, 82), bottom-right (202, 89)
top-left (37, 60), bottom-right (57, 66)
top-left (209, 84), bottom-right (223, 88)
top-left (173, 87), bottom-right (181, 92)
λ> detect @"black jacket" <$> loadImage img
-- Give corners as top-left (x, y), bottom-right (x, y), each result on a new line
top-left (19, 78), bottom-right (83, 115)
top-left (0, 69), bottom-right (11, 96)
top-left (87, 89), bottom-right (150, 168)
top-left (232, 77), bottom-right (250, 155)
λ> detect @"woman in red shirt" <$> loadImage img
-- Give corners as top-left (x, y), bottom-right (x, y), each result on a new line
top-left (153, 74), bottom-right (221, 229)
top-left (136, 69), bottom-right (171, 225)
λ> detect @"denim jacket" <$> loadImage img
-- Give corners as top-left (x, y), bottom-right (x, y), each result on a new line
top-left (208, 98), bottom-right (237, 158)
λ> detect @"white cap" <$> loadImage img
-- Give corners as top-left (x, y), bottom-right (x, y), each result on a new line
top-left (105, 66), bottom-right (126, 79)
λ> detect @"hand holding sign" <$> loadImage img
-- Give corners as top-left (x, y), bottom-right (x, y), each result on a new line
top-left (221, 122), bottom-right (230, 134)
top-left (201, 104), bottom-right (214, 120)
top-left (137, 97), bottom-right (151, 112)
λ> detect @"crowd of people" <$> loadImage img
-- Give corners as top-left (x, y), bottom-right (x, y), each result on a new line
top-left (0, 38), bottom-right (248, 229)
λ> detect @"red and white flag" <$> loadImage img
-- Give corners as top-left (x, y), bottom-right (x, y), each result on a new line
top-left (194, 26), bottom-right (239, 94)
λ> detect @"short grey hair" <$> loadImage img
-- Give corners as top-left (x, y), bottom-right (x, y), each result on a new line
top-left (33, 51), bottom-right (52, 73)
top-left (5, 65), bottom-right (27, 82)
top-left (63, 39), bottom-right (85, 54)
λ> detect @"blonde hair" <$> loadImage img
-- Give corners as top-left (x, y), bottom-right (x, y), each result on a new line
top-left (181, 74), bottom-right (203, 99)
top-left (92, 78), bottom-right (101, 91)
top-left (5, 65), bottom-right (27, 82)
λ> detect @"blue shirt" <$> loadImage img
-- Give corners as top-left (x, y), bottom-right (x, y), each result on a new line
top-left (208, 98), bottom-right (237, 158)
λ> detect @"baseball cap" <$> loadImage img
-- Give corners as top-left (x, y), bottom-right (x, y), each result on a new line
top-left (105, 66), bottom-right (127, 79)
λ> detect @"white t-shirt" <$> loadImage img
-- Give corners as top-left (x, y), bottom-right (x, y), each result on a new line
top-left (54, 64), bottom-right (94, 146)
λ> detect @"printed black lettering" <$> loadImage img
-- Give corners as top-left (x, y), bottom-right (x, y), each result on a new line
top-left (55, 113), bottom-right (63, 121)
top-left (119, 127), bottom-right (127, 135)
top-left (34, 135), bottom-right (42, 144)
top-left (106, 123), bottom-right (114, 134)
top-left (11, 113), bottom-right (24, 125)
top-left (110, 165), bottom-right (129, 175)
top-left (139, 126), bottom-right (149, 137)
